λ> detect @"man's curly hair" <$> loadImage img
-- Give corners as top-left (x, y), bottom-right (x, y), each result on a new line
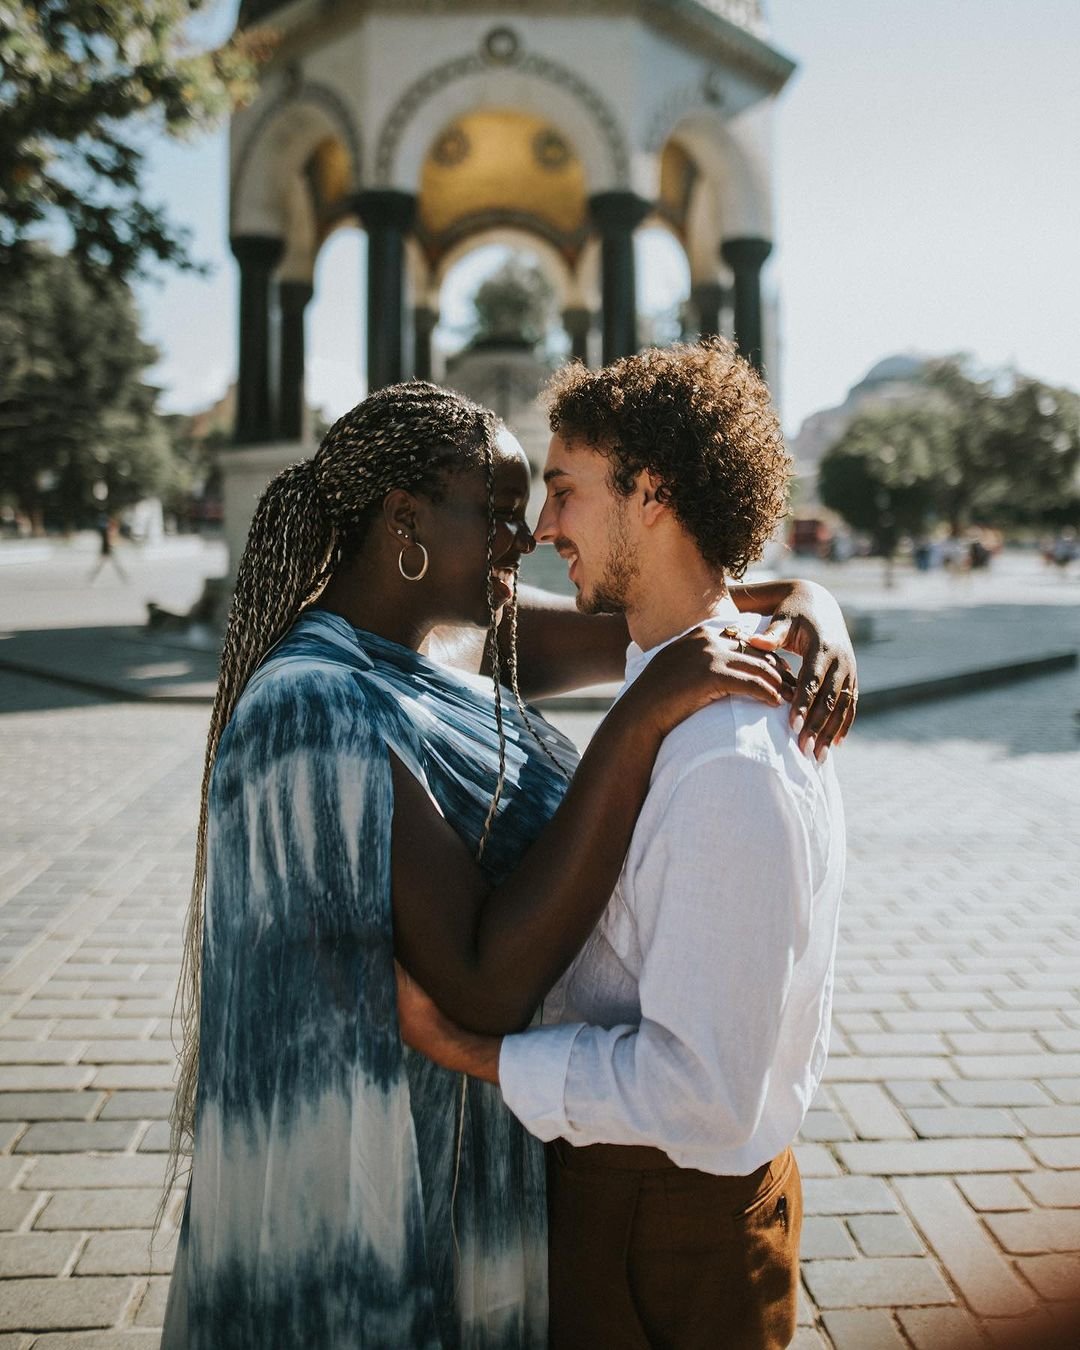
top-left (544, 338), bottom-right (791, 577)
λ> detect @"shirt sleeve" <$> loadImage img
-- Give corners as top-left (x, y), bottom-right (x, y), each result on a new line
top-left (498, 755), bottom-right (813, 1157)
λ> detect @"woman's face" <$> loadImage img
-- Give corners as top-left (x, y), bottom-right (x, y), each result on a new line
top-left (419, 427), bottom-right (536, 628)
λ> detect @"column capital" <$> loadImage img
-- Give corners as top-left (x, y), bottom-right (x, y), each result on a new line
top-left (720, 236), bottom-right (773, 273)
top-left (690, 280), bottom-right (727, 308)
top-left (230, 234), bottom-right (285, 269)
top-left (355, 189), bottom-right (417, 233)
top-left (589, 191), bottom-right (652, 234)
top-left (278, 279), bottom-right (314, 312)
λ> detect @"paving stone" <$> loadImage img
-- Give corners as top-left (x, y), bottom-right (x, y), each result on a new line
top-left (33, 1334), bottom-right (162, 1349)
top-left (0, 1277), bottom-right (133, 1331)
top-left (0, 1192), bottom-right (39, 1231)
top-left (0, 1068), bottom-right (93, 1092)
top-left (941, 1079), bottom-right (1052, 1107)
top-left (837, 1138), bottom-right (1034, 1174)
top-left (956, 1054), bottom-right (1080, 1080)
top-left (894, 1176), bottom-right (1035, 1318)
top-left (974, 1009), bottom-right (1067, 1031)
top-left (802, 1256), bottom-right (953, 1308)
top-left (16, 1001), bottom-right (114, 1019)
top-left (956, 1174), bottom-right (1033, 1212)
top-left (75, 1228), bottom-right (175, 1275)
top-left (53, 1021), bottom-right (155, 1041)
top-left (96, 1091), bottom-right (174, 1121)
top-left (1045, 1079), bottom-right (1080, 1104)
top-left (90, 1064), bottom-right (176, 1090)
top-left (833, 1084), bottom-right (914, 1140)
top-left (984, 1208), bottom-right (1080, 1254)
top-left (1013, 1253), bottom-right (1080, 1302)
top-left (26, 1154), bottom-right (165, 1189)
top-left (1027, 1137), bottom-right (1080, 1169)
top-left (1015, 1106), bottom-right (1080, 1136)
top-left (948, 1032), bottom-right (1044, 1055)
top-left (820, 1309), bottom-right (907, 1349)
top-left (849, 1033), bottom-right (950, 1056)
top-left (0, 1043), bottom-right (84, 1065)
top-left (136, 1120), bottom-right (171, 1152)
top-left (883, 1080), bottom-right (947, 1109)
top-left (1020, 1171), bottom-right (1080, 1208)
top-left (0, 1092), bottom-right (103, 1122)
top-left (881, 1011), bottom-right (975, 1033)
top-left (907, 1107), bottom-right (1021, 1138)
top-left (0, 1232), bottom-right (80, 1276)
top-left (847, 1213), bottom-right (925, 1257)
top-left (133, 1274), bottom-right (170, 1327)
top-left (0, 1020), bottom-right (53, 1039)
top-left (802, 1177), bottom-right (899, 1216)
top-left (789, 1331), bottom-right (828, 1349)
top-left (788, 1144), bottom-right (837, 1177)
top-left (34, 1189), bottom-right (164, 1231)
top-left (797, 1110), bottom-right (854, 1142)
top-left (897, 1306), bottom-right (986, 1350)
top-left (14, 1120), bottom-right (138, 1153)
top-left (824, 1057), bottom-right (953, 1082)
top-left (800, 1216), bottom-right (857, 1259)
top-left (0, 1158), bottom-right (29, 1187)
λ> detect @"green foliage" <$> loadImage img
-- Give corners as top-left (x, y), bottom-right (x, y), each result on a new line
top-left (0, 1), bottom-right (264, 281)
top-left (818, 357), bottom-right (1080, 544)
top-left (818, 403), bottom-right (953, 553)
top-left (0, 249), bottom-right (177, 527)
top-left (470, 257), bottom-right (557, 349)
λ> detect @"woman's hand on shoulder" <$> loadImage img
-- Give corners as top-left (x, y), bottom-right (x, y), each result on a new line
top-left (748, 580), bottom-right (858, 758)
top-left (619, 627), bottom-right (794, 740)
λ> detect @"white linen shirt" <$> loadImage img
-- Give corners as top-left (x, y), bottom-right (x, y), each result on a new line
top-left (498, 602), bottom-right (847, 1177)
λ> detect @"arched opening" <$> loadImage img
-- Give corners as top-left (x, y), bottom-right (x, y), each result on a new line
top-left (306, 224), bottom-right (366, 428)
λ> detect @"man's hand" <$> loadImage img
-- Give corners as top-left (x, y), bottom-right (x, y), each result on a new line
top-left (395, 962), bottom-right (502, 1084)
top-left (749, 581), bottom-right (858, 759)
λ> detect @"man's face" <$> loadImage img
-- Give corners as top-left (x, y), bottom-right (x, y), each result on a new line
top-left (534, 432), bottom-right (640, 614)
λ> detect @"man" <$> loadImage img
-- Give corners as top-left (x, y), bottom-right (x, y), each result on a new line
top-left (399, 339), bottom-right (848, 1349)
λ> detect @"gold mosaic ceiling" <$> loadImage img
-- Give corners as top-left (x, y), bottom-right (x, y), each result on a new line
top-left (417, 108), bottom-right (588, 263)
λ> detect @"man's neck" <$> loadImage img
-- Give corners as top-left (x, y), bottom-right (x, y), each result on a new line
top-left (624, 559), bottom-right (729, 652)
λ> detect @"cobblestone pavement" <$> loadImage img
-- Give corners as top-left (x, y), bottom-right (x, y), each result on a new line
top-left (0, 661), bottom-right (1078, 1347)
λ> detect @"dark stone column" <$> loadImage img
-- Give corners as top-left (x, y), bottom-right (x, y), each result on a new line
top-left (278, 280), bottom-right (313, 442)
top-left (231, 234), bottom-right (284, 444)
top-left (412, 305), bottom-right (439, 382)
top-left (562, 307), bottom-right (593, 364)
top-left (589, 192), bottom-right (652, 364)
top-left (720, 236), bottom-right (772, 372)
top-left (690, 281), bottom-right (727, 340)
top-left (355, 190), bottom-right (416, 391)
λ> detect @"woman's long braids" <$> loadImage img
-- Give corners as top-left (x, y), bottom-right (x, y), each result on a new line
top-left (165, 382), bottom-right (497, 1209)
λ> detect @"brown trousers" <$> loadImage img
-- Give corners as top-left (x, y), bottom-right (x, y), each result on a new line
top-left (546, 1141), bottom-right (802, 1350)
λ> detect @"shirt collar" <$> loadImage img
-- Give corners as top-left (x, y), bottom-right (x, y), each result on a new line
top-left (623, 596), bottom-right (760, 687)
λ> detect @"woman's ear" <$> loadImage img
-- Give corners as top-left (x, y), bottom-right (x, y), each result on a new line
top-left (382, 489), bottom-right (418, 542)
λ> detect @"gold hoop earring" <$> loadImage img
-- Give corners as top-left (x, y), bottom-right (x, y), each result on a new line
top-left (398, 541), bottom-right (429, 582)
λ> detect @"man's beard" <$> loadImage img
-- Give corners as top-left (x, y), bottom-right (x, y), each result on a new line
top-left (579, 503), bottom-right (639, 615)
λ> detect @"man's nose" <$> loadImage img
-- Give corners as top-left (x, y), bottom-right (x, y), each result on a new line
top-left (534, 498), bottom-right (556, 543)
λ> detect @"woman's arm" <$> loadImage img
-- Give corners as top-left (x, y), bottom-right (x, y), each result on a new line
top-left (488, 580), bottom-right (857, 749)
top-left (391, 630), bottom-right (787, 1038)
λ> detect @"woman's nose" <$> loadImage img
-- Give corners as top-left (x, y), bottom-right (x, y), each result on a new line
top-left (512, 519), bottom-right (536, 555)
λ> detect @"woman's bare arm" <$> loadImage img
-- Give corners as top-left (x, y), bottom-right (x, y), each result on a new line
top-left (391, 631), bottom-right (787, 1037)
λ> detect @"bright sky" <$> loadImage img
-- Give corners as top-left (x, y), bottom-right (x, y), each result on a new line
top-left (136, 0), bottom-right (1080, 435)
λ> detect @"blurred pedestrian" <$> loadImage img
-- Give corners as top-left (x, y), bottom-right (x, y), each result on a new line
top-left (87, 513), bottom-right (128, 583)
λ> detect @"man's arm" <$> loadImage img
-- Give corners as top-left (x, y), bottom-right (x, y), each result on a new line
top-left (400, 757), bottom-right (813, 1158)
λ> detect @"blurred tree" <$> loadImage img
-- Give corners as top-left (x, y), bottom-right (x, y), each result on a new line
top-left (818, 403), bottom-right (953, 559)
top-left (0, 1), bottom-right (265, 282)
top-left (470, 258), bottom-right (557, 349)
top-left (0, 249), bottom-right (176, 530)
top-left (819, 357), bottom-right (1080, 548)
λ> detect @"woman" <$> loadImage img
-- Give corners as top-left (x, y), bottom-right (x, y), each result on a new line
top-left (162, 381), bottom-right (854, 1349)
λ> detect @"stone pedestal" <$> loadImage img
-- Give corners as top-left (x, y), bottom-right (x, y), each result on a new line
top-left (218, 442), bottom-right (308, 594)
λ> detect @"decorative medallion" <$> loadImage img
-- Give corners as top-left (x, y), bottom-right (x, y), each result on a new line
top-left (532, 128), bottom-right (572, 172)
top-left (431, 125), bottom-right (470, 167)
top-left (483, 26), bottom-right (521, 64)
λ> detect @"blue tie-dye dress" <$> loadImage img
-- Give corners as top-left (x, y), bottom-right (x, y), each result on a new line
top-left (162, 610), bottom-right (578, 1349)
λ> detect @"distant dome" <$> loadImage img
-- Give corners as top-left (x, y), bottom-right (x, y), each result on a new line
top-left (853, 354), bottom-right (926, 392)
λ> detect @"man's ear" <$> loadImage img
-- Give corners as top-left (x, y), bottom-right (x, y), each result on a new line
top-left (639, 471), bottom-right (668, 526)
